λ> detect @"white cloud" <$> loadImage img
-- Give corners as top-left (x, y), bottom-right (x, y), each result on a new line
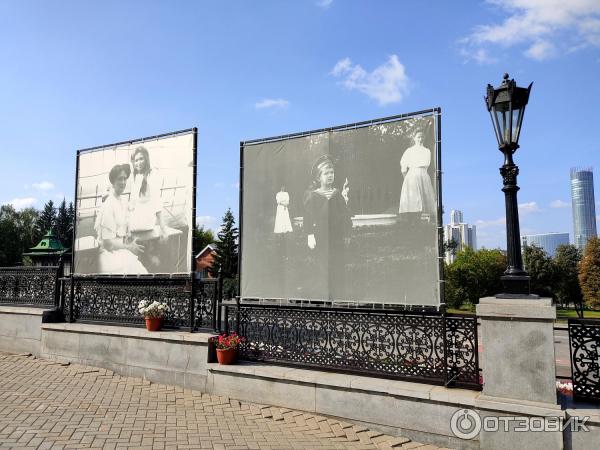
top-left (475, 217), bottom-right (506, 228)
top-left (460, 47), bottom-right (498, 64)
top-left (316, 0), bottom-right (333, 8)
top-left (32, 181), bottom-right (54, 191)
top-left (461, 0), bottom-right (600, 61)
top-left (7, 197), bottom-right (37, 209)
top-left (255, 98), bottom-right (290, 110)
top-left (518, 201), bottom-right (541, 214)
top-left (524, 39), bottom-right (556, 59)
top-left (330, 55), bottom-right (410, 105)
top-left (196, 215), bottom-right (217, 231)
top-left (550, 199), bottom-right (570, 208)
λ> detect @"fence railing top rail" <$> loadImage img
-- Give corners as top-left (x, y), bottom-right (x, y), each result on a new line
top-left (0, 266), bottom-right (59, 271)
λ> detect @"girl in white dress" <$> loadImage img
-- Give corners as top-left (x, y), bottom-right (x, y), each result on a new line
top-left (399, 132), bottom-right (436, 215)
top-left (274, 186), bottom-right (293, 233)
top-left (94, 164), bottom-right (148, 274)
top-left (129, 146), bottom-right (167, 237)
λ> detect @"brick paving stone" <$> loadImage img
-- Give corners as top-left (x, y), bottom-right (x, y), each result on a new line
top-left (0, 351), bottom-right (450, 449)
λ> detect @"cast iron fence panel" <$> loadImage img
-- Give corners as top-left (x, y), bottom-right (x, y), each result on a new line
top-left (228, 303), bottom-right (480, 389)
top-left (194, 279), bottom-right (217, 329)
top-left (68, 276), bottom-right (219, 330)
top-left (0, 266), bottom-right (60, 307)
top-left (568, 318), bottom-right (600, 402)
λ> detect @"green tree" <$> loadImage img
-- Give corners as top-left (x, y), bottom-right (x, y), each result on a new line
top-left (18, 207), bottom-right (40, 251)
top-left (0, 205), bottom-right (22, 266)
top-left (36, 200), bottom-right (56, 241)
top-left (554, 244), bottom-right (583, 312)
top-left (444, 238), bottom-right (459, 258)
top-left (210, 209), bottom-right (239, 298)
top-left (0, 205), bottom-right (40, 266)
top-left (55, 199), bottom-right (72, 249)
top-left (193, 225), bottom-right (216, 256)
top-left (579, 237), bottom-right (600, 309)
top-left (523, 244), bottom-right (556, 298)
top-left (445, 248), bottom-right (506, 308)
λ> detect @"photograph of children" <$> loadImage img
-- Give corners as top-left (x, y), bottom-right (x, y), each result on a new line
top-left (240, 115), bottom-right (440, 306)
top-left (73, 132), bottom-right (194, 275)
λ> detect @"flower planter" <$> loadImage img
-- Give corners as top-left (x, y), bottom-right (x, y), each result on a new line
top-left (216, 348), bottom-right (237, 365)
top-left (145, 317), bottom-right (163, 332)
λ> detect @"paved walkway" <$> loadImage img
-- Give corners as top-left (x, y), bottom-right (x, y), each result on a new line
top-left (0, 352), bottom-right (448, 450)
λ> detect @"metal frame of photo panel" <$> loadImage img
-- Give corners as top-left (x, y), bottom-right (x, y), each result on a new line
top-left (70, 127), bottom-right (198, 280)
top-left (238, 108), bottom-right (444, 310)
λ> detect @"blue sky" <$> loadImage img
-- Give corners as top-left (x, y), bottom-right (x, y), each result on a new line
top-left (1, 0), bottom-right (599, 249)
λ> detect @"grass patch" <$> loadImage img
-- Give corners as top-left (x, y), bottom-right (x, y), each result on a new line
top-left (556, 308), bottom-right (600, 320)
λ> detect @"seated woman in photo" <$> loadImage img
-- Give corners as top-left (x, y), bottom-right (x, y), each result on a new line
top-left (94, 164), bottom-right (148, 274)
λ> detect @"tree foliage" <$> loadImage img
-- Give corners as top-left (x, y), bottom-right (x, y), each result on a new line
top-left (36, 200), bottom-right (56, 241)
top-left (445, 248), bottom-right (506, 308)
top-left (210, 209), bottom-right (239, 298)
top-left (193, 226), bottom-right (216, 256)
top-left (0, 205), bottom-right (40, 266)
top-left (579, 237), bottom-right (600, 309)
top-left (554, 244), bottom-right (583, 310)
top-left (55, 199), bottom-right (74, 249)
top-left (523, 244), bottom-right (556, 298)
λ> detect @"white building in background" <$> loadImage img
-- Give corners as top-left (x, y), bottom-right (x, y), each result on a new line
top-left (521, 232), bottom-right (570, 257)
top-left (444, 209), bottom-right (477, 264)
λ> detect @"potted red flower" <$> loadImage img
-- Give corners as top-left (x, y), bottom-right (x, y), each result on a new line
top-left (215, 332), bottom-right (244, 365)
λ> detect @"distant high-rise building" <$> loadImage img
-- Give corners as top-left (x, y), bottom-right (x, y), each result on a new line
top-left (444, 209), bottom-right (477, 264)
top-left (570, 167), bottom-right (597, 250)
top-left (450, 210), bottom-right (463, 226)
top-left (521, 232), bottom-right (570, 257)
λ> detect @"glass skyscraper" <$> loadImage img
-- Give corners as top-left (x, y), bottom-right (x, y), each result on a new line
top-left (521, 232), bottom-right (569, 257)
top-left (570, 167), bottom-right (597, 250)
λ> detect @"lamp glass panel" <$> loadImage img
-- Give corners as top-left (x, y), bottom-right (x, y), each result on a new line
top-left (495, 109), bottom-right (509, 146)
top-left (512, 106), bottom-right (525, 144)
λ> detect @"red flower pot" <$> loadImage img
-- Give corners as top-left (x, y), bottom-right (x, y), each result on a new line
top-left (145, 317), bottom-right (163, 332)
top-left (216, 348), bottom-right (237, 365)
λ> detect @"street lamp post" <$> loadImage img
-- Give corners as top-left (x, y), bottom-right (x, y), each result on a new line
top-left (485, 73), bottom-right (534, 297)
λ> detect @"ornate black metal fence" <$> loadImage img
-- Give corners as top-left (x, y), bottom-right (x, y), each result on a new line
top-left (0, 266), bottom-right (62, 307)
top-left (568, 318), bottom-right (600, 402)
top-left (225, 302), bottom-right (480, 389)
top-left (66, 276), bottom-right (221, 330)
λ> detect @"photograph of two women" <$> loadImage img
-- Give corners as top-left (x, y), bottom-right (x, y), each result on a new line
top-left (73, 132), bottom-right (194, 275)
top-left (241, 114), bottom-right (441, 306)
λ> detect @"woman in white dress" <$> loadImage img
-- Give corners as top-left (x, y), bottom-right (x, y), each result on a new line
top-left (94, 164), bottom-right (148, 274)
top-left (398, 132), bottom-right (436, 215)
top-left (129, 146), bottom-right (167, 237)
top-left (274, 186), bottom-right (293, 234)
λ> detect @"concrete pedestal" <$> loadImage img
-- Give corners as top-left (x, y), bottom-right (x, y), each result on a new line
top-left (476, 296), bottom-right (563, 450)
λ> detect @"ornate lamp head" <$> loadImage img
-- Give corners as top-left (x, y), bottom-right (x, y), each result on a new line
top-left (485, 73), bottom-right (532, 152)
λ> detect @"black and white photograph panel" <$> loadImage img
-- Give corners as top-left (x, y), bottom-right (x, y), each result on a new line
top-left (73, 132), bottom-right (194, 275)
top-left (241, 114), bottom-right (440, 306)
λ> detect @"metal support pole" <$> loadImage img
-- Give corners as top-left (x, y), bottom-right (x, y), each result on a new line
top-left (498, 147), bottom-right (531, 296)
top-left (235, 296), bottom-right (241, 335)
top-left (54, 257), bottom-right (64, 309)
top-left (189, 275), bottom-right (196, 333)
top-left (68, 276), bottom-right (75, 323)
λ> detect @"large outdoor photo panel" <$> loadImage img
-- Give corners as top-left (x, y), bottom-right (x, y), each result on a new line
top-left (73, 130), bottom-right (195, 275)
top-left (241, 112), bottom-right (441, 306)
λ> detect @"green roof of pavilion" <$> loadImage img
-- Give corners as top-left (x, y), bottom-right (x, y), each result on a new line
top-left (28, 229), bottom-right (66, 253)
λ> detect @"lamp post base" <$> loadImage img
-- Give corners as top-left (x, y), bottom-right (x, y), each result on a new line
top-left (495, 274), bottom-right (539, 299)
